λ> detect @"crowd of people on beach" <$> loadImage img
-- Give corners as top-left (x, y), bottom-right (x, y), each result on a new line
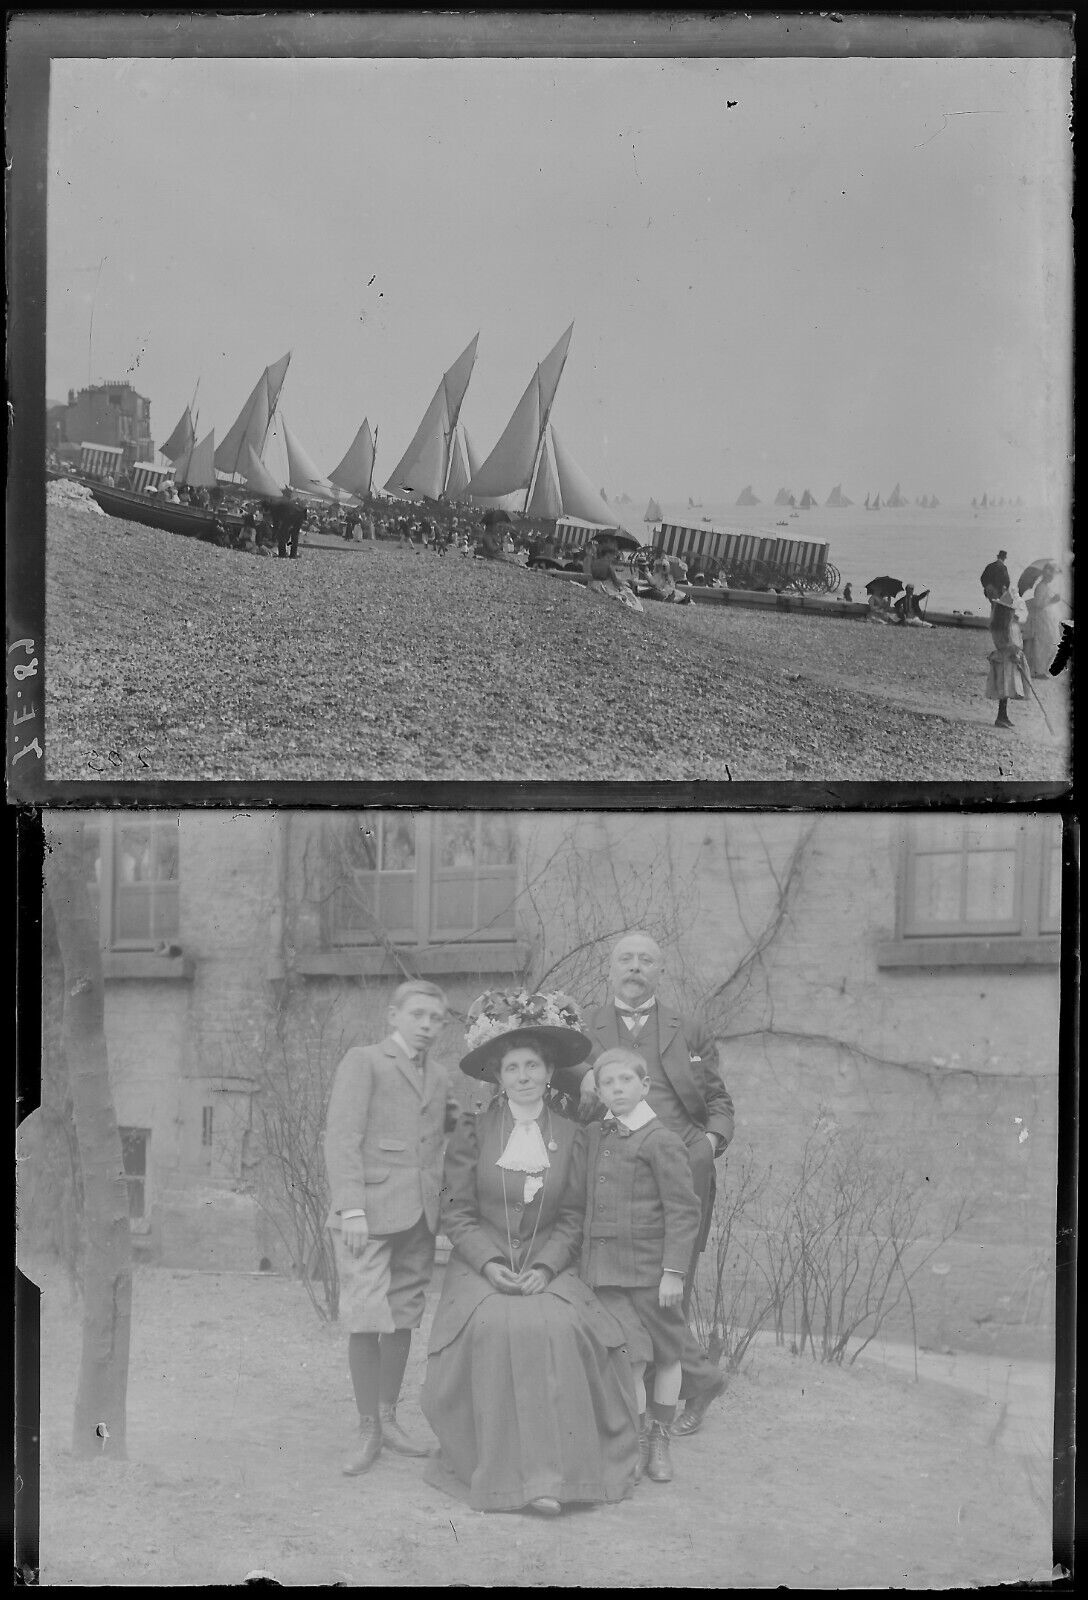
top-left (323, 933), bottom-right (732, 1518)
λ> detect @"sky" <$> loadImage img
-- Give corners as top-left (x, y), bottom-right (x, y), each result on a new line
top-left (46, 51), bottom-right (1072, 509)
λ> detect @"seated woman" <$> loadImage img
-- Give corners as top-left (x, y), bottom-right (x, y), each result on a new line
top-left (422, 992), bottom-right (640, 1517)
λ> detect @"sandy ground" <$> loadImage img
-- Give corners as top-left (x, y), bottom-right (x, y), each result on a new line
top-left (44, 503), bottom-right (1069, 784)
top-left (24, 1260), bottom-right (1055, 1588)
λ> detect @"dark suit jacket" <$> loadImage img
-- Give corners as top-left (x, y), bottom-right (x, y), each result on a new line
top-left (555, 1001), bottom-right (736, 1151)
top-left (323, 1035), bottom-right (451, 1236)
top-left (427, 1103), bottom-right (629, 1358)
top-left (581, 1119), bottom-right (702, 1286)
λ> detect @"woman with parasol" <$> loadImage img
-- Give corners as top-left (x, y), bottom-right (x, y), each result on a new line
top-left (1021, 560), bottom-right (1064, 677)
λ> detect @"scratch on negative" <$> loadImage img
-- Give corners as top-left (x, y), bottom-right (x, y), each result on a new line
top-left (915, 110), bottom-right (1006, 150)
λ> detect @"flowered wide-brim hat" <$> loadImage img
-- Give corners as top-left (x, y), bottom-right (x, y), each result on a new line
top-left (459, 989), bottom-right (592, 1081)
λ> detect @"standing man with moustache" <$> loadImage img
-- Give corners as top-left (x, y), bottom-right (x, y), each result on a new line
top-left (555, 932), bottom-right (735, 1438)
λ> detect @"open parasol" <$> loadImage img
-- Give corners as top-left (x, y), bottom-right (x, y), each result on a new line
top-left (865, 575), bottom-right (904, 600)
top-left (1017, 558), bottom-right (1058, 596)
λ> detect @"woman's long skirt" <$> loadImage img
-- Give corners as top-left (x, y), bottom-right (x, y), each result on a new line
top-left (421, 1281), bottom-right (640, 1511)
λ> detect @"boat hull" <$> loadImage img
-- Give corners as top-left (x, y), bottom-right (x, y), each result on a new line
top-left (90, 486), bottom-right (244, 538)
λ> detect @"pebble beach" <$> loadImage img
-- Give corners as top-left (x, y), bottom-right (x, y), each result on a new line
top-left (45, 501), bottom-right (1069, 785)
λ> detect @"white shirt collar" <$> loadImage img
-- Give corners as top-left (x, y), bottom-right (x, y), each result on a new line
top-left (391, 1030), bottom-right (418, 1063)
top-left (614, 996), bottom-right (657, 1014)
top-left (612, 1101), bottom-right (656, 1132)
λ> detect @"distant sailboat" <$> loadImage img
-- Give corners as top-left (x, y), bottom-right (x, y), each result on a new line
top-left (980, 492), bottom-right (989, 508)
top-left (825, 483), bottom-right (852, 508)
top-left (329, 420), bottom-right (377, 500)
top-left (384, 334), bottom-right (479, 498)
top-left (886, 482), bottom-right (907, 508)
top-left (465, 324), bottom-right (574, 506)
top-left (736, 484), bottom-right (759, 506)
top-left (798, 488), bottom-right (816, 509)
top-left (215, 352), bottom-right (291, 479)
top-left (864, 492), bottom-right (871, 509)
top-left (872, 493), bottom-right (882, 510)
top-left (644, 497), bottom-right (663, 523)
top-left (774, 487), bottom-right (793, 507)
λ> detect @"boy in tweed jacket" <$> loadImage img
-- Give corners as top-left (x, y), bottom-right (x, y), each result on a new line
top-left (581, 1047), bottom-right (702, 1485)
top-left (324, 980), bottom-right (458, 1478)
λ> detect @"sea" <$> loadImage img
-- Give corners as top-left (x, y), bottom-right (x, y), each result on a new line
top-left (641, 501), bottom-right (1071, 619)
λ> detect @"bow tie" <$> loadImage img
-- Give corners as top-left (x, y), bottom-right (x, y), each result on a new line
top-left (601, 1118), bottom-right (632, 1138)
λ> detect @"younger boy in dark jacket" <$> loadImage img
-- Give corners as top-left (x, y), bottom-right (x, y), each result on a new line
top-left (581, 1047), bottom-right (702, 1484)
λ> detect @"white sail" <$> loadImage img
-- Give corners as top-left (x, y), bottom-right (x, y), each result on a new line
top-left (384, 335), bottom-right (479, 497)
top-left (527, 434), bottom-right (563, 518)
top-left (176, 429), bottom-right (217, 489)
top-left (466, 323), bottom-right (573, 499)
top-left (215, 352), bottom-right (291, 476)
top-left (444, 430), bottom-right (471, 499)
top-left (215, 372), bottom-right (269, 475)
top-left (264, 351), bottom-right (291, 417)
top-left (644, 497), bottom-right (663, 522)
top-left (160, 406), bottom-right (196, 464)
top-left (240, 440), bottom-right (286, 499)
top-left (283, 418), bottom-right (336, 499)
top-left (329, 420), bottom-right (376, 498)
top-left (549, 425), bottom-right (622, 527)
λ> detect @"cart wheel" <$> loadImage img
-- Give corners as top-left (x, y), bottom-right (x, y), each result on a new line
top-left (824, 563), bottom-right (841, 592)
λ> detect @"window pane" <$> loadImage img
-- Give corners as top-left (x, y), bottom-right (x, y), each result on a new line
top-left (151, 886), bottom-right (180, 939)
top-left (912, 853), bottom-right (963, 924)
top-left (963, 816), bottom-right (1021, 852)
top-left (344, 820), bottom-right (379, 872)
top-left (479, 815), bottom-right (516, 865)
top-left (117, 827), bottom-right (152, 882)
top-left (913, 817), bottom-right (970, 852)
top-left (964, 850), bottom-right (1018, 923)
top-left (377, 878), bottom-right (415, 931)
top-left (436, 816), bottom-right (477, 869)
top-left (1041, 839), bottom-right (1062, 932)
top-left (153, 828), bottom-right (179, 881)
top-left (116, 885), bottom-right (152, 941)
top-left (381, 816), bottom-right (416, 870)
top-left (479, 873), bottom-right (517, 929)
top-left (433, 878), bottom-right (475, 933)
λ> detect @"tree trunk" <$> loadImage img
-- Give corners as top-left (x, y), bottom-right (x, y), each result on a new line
top-left (43, 816), bottom-right (132, 1459)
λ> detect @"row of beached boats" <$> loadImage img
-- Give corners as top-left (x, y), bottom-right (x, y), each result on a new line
top-left (93, 327), bottom-right (646, 540)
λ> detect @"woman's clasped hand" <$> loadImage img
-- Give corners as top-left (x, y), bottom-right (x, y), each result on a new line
top-left (482, 1261), bottom-right (553, 1294)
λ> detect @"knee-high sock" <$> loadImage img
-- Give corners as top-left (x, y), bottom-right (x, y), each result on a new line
top-left (378, 1328), bottom-right (413, 1407)
top-left (348, 1332), bottom-right (381, 1419)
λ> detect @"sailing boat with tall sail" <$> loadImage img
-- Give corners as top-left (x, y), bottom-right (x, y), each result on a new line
top-left (160, 406), bottom-right (196, 467)
top-left (214, 352), bottom-right (292, 479)
top-left (282, 418), bottom-right (341, 501)
top-left (464, 324), bottom-right (574, 508)
top-left (329, 420), bottom-right (377, 500)
top-left (644, 497), bottom-right (663, 523)
top-left (384, 335), bottom-right (479, 499)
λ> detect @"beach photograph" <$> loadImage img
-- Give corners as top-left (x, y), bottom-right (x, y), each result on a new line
top-left (26, 23), bottom-right (1073, 786)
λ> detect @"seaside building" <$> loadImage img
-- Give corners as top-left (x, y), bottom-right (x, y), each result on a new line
top-left (50, 380), bottom-right (154, 466)
top-left (33, 811), bottom-right (1062, 1357)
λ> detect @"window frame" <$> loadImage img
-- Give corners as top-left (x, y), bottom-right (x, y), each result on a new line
top-left (878, 817), bottom-right (1062, 970)
top-left (118, 1125), bottom-right (151, 1227)
top-left (300, 813), bottom-right (528, 978)
top-left (82, 818), bottom-right (191, 980)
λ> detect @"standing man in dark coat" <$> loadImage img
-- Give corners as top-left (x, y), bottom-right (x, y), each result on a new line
top-left (554, 931), bottom-right (735, 1437)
